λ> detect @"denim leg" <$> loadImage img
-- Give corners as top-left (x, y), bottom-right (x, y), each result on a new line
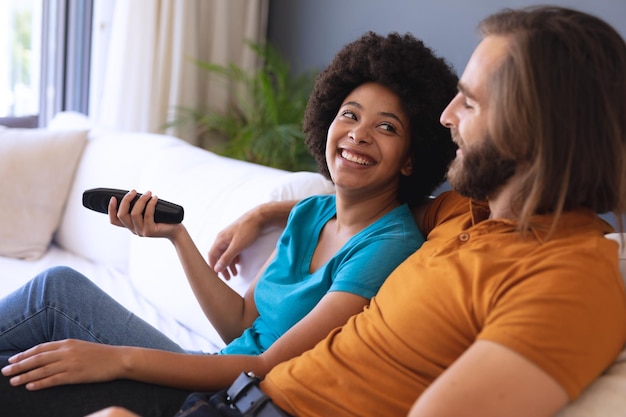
top-left (0, 266), bottom-right (186, 355)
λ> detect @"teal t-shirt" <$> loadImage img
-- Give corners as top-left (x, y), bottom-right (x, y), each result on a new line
top-left (220, 194), bottom-right (423, 355)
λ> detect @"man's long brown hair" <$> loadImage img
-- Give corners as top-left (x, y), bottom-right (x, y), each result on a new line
top-left (479, 6), bottom-right (626, 233)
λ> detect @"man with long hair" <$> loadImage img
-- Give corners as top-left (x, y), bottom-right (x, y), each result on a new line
top-left (196, 6), bottom-right (626, 417)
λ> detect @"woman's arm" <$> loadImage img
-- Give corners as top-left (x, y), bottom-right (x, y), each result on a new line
top-left (2, 291), bottom-right (367, 391)
top-left (207, 201), bottom-right (299, 280)
top-left (168, 226), bottom-right (265, 343)
top-left (108, 190), bottom-right (258, 343)
top-left (123, 290), bottom-right (368, 390)
top-left (252, 290), bottom-right (368, 376)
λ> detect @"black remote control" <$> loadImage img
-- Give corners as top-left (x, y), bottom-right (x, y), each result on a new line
top-left (82, 188), bottom-right (184, 224)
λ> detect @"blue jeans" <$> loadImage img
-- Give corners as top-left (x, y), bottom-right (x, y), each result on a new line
top-left (0, 266), bottom-right (192, 416)
top-left (0, 266), bottom-right (186, 356)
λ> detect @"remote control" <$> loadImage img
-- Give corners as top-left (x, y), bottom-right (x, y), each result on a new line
top-left (82, 188), bottom-right (184, 224)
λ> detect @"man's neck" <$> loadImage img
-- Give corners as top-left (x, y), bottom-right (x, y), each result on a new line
top-left (487, 174), bottom-right (523, 221)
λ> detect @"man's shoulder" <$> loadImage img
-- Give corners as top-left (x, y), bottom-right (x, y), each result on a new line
top-left (422, 191), bottom-right (473, 234)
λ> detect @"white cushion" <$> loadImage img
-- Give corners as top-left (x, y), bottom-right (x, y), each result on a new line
top-left (0, 128), bottom-right (87, 260)
top-left (605, 233), bottom-right (626, 284)
top-left (556, 349), bottom-right (626, 417)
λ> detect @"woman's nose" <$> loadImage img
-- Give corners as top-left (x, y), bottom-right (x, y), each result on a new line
top-left (349, 127), bottom-right (372, 144)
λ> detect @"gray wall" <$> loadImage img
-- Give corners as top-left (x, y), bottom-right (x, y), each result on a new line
top-left (267, 0), bottom-right (626, 77)
top-left (267, 0), bottom-right (626, 227)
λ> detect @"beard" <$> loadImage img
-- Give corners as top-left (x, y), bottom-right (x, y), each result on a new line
top-left (447, 130), bottom-right (517, 201)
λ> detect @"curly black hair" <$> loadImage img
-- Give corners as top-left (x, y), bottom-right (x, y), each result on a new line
top-left (303, 31), bottom-right (458, 207)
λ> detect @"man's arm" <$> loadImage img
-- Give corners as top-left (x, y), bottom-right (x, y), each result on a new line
top-left (408, 340), bottom-right (568, 417)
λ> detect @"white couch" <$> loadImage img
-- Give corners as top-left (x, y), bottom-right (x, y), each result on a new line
top-left (0, 111), bottom-right (335, 352)
top-left (0, 112), bottom-right (625, 415)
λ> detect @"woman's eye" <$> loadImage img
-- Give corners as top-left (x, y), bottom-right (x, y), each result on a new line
top-left (380, 122), bottom-right (397, 133)
top-left (341, 110), bottom-right (357, 120)
top-left (463, 100), bottom-right (473, 109)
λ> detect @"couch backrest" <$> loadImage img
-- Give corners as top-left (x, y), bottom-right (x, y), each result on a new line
top-left (54, 130), bottom-right (184, 271)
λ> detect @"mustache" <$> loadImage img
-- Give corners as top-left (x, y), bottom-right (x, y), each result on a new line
top-left (450, 127), bottom-right (462, 146)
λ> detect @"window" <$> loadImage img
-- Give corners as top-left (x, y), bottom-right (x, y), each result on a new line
top-left (0, 0), bottom-right (92, 128)
top-left (0, 0), bottom-right (41, 126)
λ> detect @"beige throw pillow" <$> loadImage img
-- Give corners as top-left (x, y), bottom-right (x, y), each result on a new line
top-left (0, 128), bottom-right (88, 260)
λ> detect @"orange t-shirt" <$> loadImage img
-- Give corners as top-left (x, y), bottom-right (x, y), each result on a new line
top-left (261, 191), bottom-right (626, 417)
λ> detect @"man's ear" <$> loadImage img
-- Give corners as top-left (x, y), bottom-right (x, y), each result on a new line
top-left (401, 156), bottom-right (413, 176)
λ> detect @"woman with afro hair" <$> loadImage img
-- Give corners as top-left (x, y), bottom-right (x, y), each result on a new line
top-left (0, 32), bottom-right (457, 416)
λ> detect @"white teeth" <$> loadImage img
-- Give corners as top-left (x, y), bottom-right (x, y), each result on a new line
top-left (341, 149), bottom-right (374, 166)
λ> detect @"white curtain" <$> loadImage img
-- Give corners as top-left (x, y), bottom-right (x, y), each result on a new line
top-left (89, 0), bottom-right (269, 145)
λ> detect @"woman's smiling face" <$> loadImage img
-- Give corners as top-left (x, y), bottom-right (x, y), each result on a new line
top-left (325, 82), bottom-right (412, 198)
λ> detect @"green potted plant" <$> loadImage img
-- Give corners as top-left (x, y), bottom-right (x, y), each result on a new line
top-left (167, 41), bottom-right (318, 172)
